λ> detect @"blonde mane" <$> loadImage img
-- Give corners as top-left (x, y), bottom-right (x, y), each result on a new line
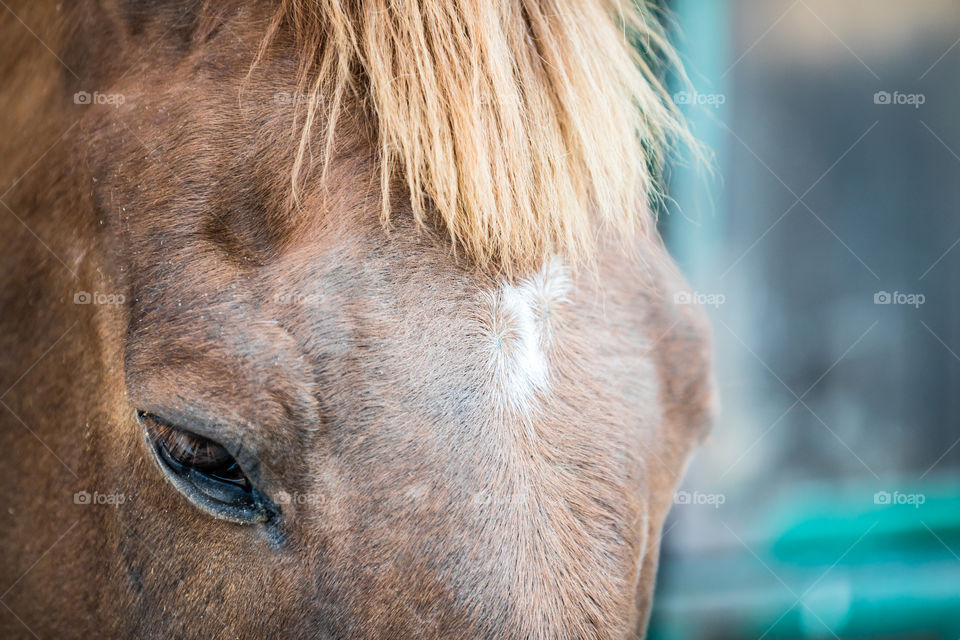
top-left (259, 0), bottom-right (691, 275)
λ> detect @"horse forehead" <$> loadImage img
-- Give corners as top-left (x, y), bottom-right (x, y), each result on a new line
top-left (131, 234), bottom-right (588, 428)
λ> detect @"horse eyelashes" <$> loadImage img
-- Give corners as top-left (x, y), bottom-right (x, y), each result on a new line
top-left (141, 413), bottom-right (249, 488)
top-left (137, 410), bottom-right (282, 525)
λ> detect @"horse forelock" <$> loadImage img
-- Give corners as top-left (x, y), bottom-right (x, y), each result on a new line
top-left (255, 0), bottom-right (694, 277)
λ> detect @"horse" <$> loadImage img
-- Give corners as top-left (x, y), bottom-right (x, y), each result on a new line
top-left (0, 1), bottom-right (715, 638)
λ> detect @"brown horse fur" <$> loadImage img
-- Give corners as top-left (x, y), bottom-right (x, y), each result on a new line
top-left (0, 1), bottom-right (714, 638)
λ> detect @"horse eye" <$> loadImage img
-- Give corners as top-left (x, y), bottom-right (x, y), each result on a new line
top-left (138, 412), bottom-right (272, 524)
top-left (147, 416), bottom-right (249, 488)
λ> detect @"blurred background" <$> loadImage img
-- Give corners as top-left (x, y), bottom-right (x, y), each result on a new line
top-left (651, 0), bottom-right (960, 638)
